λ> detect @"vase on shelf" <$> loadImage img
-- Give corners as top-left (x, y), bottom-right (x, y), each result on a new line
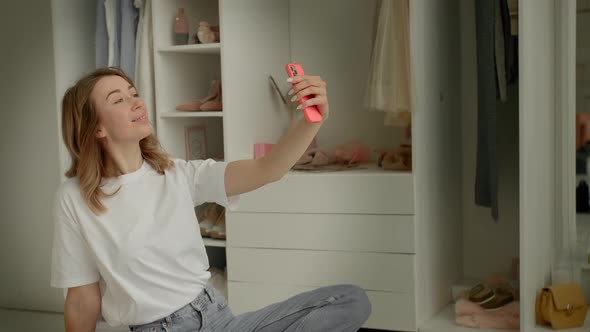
top-left (174, 8), bottom-right (189, 45)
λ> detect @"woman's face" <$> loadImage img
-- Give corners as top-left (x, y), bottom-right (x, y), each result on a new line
top-left (91, 75), bottom-right (151, 145)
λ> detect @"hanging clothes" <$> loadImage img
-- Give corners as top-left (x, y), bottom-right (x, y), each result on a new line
top-left (95, 0), bottom-right (138, 78)
top-left (494, 0), bottom-right (507, 102)
top-left (500, 0), bottom-right (518, 86)
top-left (104, 0), bottom-right (120, 68)
top-left (474, 0), bottom-right (519, 221)
top-left (119, 0), bottom-right (139, 79)
top-left (95, 0), bottom-right (108, 68)
top-left (364, 0), bottom-right (412, 128)
top-left (507, 0), bottom-right (518, 36)
top-left (134, 0), bottom-right (156, 132)
top-left (474, 0), bottom-right (499, 221)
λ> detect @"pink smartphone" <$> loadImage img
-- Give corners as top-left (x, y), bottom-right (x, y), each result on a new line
top-left (285, 63), bottom-right (323, 123)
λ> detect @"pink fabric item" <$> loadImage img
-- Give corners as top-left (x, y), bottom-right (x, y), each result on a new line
top-left (254, 143), bottom-right (274, 160)
top-left (456, 314), bottom-right (519, 330)
top-left (333, 142), bottom-right (370, 165)
top-left (455, 299), bottom-right (520, 330)
top-left (293, 140), bottom-right (370, 171)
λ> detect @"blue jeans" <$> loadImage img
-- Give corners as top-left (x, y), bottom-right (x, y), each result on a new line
top-left (129, 283), bottom-right (371, 332)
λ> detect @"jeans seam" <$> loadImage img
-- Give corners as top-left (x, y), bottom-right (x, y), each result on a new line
top-left (257, 299), bottom-right (332, 331)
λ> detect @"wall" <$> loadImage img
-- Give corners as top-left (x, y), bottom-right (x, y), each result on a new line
top-left (0, 1), bottom-right (62, 311)
top-left (51, 0), bottom-right (97, 181)
top-left (460, 0), bottom-right (520, 280)
top-left (0, 0), bottom-right (95, 313)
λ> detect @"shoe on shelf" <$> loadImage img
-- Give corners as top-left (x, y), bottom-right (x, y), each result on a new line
top-left (480, 286), bottom-right (516, 311)
top-left (175, 80), bottom-right (221, 112)
top-left (468, 283), bottom-right (495, 304)
top-left (200, 80), bottom-right (222, 111)
top-left (197, 203), bottom-right (221, 237)
top-left (210, 207), bottom-right (226, 240)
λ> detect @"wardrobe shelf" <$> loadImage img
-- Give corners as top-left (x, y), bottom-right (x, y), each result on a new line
top-left (203, 238), bottom-right (226, 247)
top-left (158, 43), bottom-right (220, 54)
top-left (287, 164), bottom-right (412, 177)
top-left (160, 111), bottom-right (223, 118)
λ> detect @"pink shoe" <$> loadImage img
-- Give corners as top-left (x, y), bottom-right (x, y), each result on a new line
top-left (200, 80), bottom-right (222, 111)
top-left (176, 80), bottom-right (221, 112)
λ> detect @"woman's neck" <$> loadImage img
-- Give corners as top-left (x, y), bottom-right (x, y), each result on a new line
top-left (103, 143), bottom-right (144, 177)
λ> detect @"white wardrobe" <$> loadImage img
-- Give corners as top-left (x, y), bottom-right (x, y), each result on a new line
top-left (47, 0), bottom-right (572, 331)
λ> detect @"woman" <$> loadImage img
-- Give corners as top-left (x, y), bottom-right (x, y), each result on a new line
top-left (50, 67), bottom-right (371, 332)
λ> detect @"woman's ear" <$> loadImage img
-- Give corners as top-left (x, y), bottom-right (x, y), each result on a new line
top-left (96, 125), bottom-right (107, 139)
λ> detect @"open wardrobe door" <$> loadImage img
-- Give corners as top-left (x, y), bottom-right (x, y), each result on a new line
top-left (519, 1), bottom-right (576, 331)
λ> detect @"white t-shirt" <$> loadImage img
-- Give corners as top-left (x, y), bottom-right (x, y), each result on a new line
top-left (50, 159), bottom-right (238, 326)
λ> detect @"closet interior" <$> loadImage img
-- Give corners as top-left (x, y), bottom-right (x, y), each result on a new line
top-left (50, 0), bottom-right (566, 331)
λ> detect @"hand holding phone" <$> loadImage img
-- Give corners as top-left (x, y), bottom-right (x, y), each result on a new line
top-left (285, 63), bottom-right (323, 123)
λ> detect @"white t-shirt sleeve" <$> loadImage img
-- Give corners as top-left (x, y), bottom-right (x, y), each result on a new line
top-left (177, 159), bottom-right (240, 210)
top-left (50, 187), bottom-right (100, 288)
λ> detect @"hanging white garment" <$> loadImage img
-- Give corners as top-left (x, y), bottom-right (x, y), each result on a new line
top-left (364, 0), bottom-right (412, 127)
top-left (134, 0), bottom-right (156, 133)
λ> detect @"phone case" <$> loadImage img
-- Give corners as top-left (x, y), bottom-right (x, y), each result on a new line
top-left (285, 63), bottom-right (323, 123)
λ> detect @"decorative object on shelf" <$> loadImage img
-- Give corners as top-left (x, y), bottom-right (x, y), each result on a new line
top-left (176, 80), bottom-right (222, 112)
top-left (174, 7), bottom-right (189, 45)
top-left (196, 21), bottom-right (217, 44)
top-left (536, 283), bottom-right (588, 330)
top-left (185, 125), bottom-right (207, 160)
top-left (193, 25), bottom-right (220, 44)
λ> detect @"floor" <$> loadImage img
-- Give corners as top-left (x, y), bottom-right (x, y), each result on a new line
top-left (0, 308), bottom-right (387, 332)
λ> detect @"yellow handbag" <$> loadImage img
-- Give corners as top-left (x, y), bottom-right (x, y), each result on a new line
top-left (536, 283), bottom-right (588, 330)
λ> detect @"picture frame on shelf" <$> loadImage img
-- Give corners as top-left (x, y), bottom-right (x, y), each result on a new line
top-left (185, 125), bottom-right (208, 160)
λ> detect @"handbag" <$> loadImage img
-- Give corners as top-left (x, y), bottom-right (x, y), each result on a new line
top-left (536, 283), bottom-right (588, 329)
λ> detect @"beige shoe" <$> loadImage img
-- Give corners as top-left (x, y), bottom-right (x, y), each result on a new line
top-left (210, 208), bottom-right (226, 240)
top-left (198, 203), bottom-right (221, 237)
top-left (175, 80), bottom-right (221, 112)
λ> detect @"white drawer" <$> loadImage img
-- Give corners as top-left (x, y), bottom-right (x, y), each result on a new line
top-left (227, 212), bottom-right (415, 253)
top-left (227, 281), bottom-right (416, 331)
top-left (227, 248), bottom-right (415, 292)
top-left (236, 169), bottom-right (414, 214)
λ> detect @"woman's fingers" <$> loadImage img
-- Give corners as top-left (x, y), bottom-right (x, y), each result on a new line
top-left (297, 95), bottom-right (328, 111)
top-left (288, 75), bottom-right (325, 96)
top-left (290, 86), bottom-right (325, 102)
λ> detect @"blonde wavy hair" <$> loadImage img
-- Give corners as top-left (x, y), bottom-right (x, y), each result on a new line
top-left (61, 67), bottom-right (173, 215)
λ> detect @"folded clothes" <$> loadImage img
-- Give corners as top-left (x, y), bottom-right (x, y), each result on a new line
top-left (294, 141), bottom-right (370, 171)
top-left (455, 310), bottom-right (519, 330)
top-left (455, 298), bottom-right (519, 316)
top-left (455, 283), bottom-right (520, 330)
